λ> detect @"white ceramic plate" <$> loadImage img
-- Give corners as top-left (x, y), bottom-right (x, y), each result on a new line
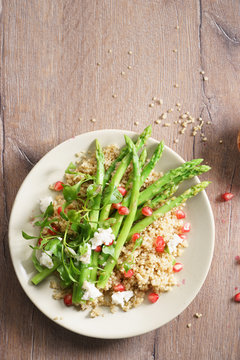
top-left (9, 129), bottom-right (215, 339)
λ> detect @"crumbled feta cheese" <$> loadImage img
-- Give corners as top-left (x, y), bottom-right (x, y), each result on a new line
top-left (111, 291), bottom-right (134, 307)
top-left (82, 281), bottom-right (102, 300)
top-left (167, 234), bottom-right (183, 254)
top-left (39, 196), bottom-right (53, 213)
top-left (89, 227), bottom-right (115, 249)
top-left (78, 243), bottom-right (91, 264)
top-left (38, 250), bottom-right (54, 269)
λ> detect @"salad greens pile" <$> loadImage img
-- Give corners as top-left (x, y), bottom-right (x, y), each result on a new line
top-left (23, 125), bottom-right (211, 304)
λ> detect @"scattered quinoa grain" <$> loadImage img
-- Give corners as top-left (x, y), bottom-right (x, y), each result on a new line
top-left (127, 65), bottom-right (132, 70)
top-left (91, 118), bottom-right (96, 123)
top-left (173, 49), bottom-right (178, 53)
top-left (200, 70), bottom-right (205, 75)
top-left (202, 137), bottom-right (207, 142)
top-left (112, 94), bottom-right (117, 98)
top-left (175, 25), bottom-right (180, 29)
top-left (174, 139), bottom-right (179, 143)
top-left (108, 49), bottom-right (112, 53)
top-left (134, 121), bottom-right (139, 126)
top-left (152, 97), bottom-right (157, 101)
top-left (195, 313), bottom-right (202, 318)
top-left (155, 119), bottom-right (161, 124)
top-left (203, 76), bottom-right (208, 81)
top-left (167, 108), bottom-right (174, 113)
top-left (128, 50), bottom-right (133, 55)
top-left (164, 123), bottom-right (171, 127)
top-left (206, 121), bottom-right (211, 125)
top-left (174, 84), bottom-right (179, 88)
top-left (187, 323), bottom-right (192, 328)
top-left (121, 71), bottom-right (126, 76)
top-left (161, 113), bottom-right (167, 120)
top-left (149, 103), bottom-right (154, 108)
top-left (219, 139), bottom-right (223, 144)
top-left (97, 62), bottom-right (101, 66)
top-left (176, 103), bottom-right (181, 107)
top-left (174, 120), bottom-right (178, 124)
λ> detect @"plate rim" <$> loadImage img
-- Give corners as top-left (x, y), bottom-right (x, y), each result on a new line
top-left (8, 128), bottom-right (215, 339)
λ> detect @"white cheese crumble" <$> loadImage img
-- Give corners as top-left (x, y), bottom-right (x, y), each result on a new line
top-left (111, 291), bottom-right (134, 308)
top-left (89, 227), bottom-right (115, 249)
top-left (39, 196), bottom-right (53, 213)
top-left (78, 243), bottom-right (91, 264)
top-left (167, 234), bottom-right (183, 254)
top-left (82, 281), bottom-right (102, 301)
top-left (37, 250), bottom-right (54, 269)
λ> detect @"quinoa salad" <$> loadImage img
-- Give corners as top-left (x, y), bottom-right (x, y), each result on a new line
top-left (22, 126), bottom-right (210, 317)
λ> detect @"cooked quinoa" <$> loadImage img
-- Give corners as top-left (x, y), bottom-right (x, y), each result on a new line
top-left (49, 145), bottom-right (187, 316)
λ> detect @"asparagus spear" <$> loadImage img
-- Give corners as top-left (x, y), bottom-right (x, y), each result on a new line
top-left (31, 262), bottom-right (59, 285)
top-left (99, 126), bottom-right (152, 222)
top-left (137, 159), bottom-right (203, 206)
top-left (111, 141), bottom-right (164, 237)
top-left (97, 136), bottom-right (141, 288)
top-left (89, 140), bottom-right (105, 282)
top-left (135, 164), bottom-right (211, 220)
top-left (125, 148), bottom-right (147, 189)
top-left (128, 181), bottom-right (211, 240)
top-left (73, 140), bottom-right (104, 303)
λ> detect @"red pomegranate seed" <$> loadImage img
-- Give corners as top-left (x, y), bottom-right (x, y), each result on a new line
top-left (181, 222), bottom-right (191, 233)
top-left (37, 238), bottom-right (43, 246)
top-left (179, 234), bottom-right (187, 240)
top-left (112, 202), bottom-right (122, 210)
top-left (64, 294), bottom-right (72, 306)
top-left (234, 293), bottom-right (240, 302)
top-left (173, 262), bottom-right (183, 272)
top-left (123, 269), bottom-right (134, 278)
top-left (94, 246), bottom-right (102, 252)
top-left (105, 240), bottom-right (114, 246)
top-left (113, 284), bottom-right (125, 292)
top-left (48, 224), bottom-right (59, 235)
top-left (54, 181), bottom-right (64, 191)
top-left (175, 209), bottom-right (186, 219)
top-left (132, 233), bottom-right (140, 242)
top-left (142, 206), bottom-right (153, 217)
top-left (155, 236), bottom-right (165, 252)
top-left (148, 292), bottom-right (159, 303)
top-left (222, 192), bottom-right (234, 201)
top-left (57, 207), bottom-right (67, 215)
top-left (118, 206), bottom-right (130, 215)
top-left (118, 186), bottom-right (127, 196)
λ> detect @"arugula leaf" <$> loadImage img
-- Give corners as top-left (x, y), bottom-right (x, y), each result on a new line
top-left (67, 210), bottom-right (81, 224)
top-left (102, 245), bottom-right (115, 258)
top-left (79, 243), bottom-right (88, 255)
top-left (133, 237), bottom-right (143, 251)
top-left (87, 184), bottom-right (102, 198)
top-left (43, 203), bottom-right (54, 218)
top-left (62, 181), bottom-right (82, 203)
top-left (123, 262), bottom-right (132, 272)
top-left (103, 186), bottom-right (123, 205)
top-left (65, 162), bottom-right (77, 174)
top-left (59, 211), bottom-right (68, 221)
top-left (22, 231), bottom-right (38, 240)
top-left (164, 246), bottom-right (170, 254)
top-left (57, 264), bottom-right (73, 287)
top-left (45, 238), bottom-right (62, 258)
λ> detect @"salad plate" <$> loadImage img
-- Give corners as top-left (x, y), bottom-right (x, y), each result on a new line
top-left (8, 129), bottom-right (215, 339)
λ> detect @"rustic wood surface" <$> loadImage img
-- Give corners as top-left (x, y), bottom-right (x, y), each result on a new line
top-left (1, 0), bottom-right (240, 359)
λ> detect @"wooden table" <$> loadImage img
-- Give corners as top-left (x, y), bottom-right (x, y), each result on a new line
top-left (1, 1), bottom-right (240, 359)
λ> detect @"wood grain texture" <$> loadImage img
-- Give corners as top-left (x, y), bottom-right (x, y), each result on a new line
top-left (1, 0), bottom-right (240, 359)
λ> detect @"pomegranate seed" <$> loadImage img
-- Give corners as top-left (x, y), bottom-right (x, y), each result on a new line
top-left (132, 233), bottom-right (140, 242)
top-left (155, 235), bottom-right (165, 252)
top-left (148, 292), bottom-right (159, 303)
top-left (222, 192), bottom-right (234, 201)
top-left (118, 206), bottom-right (130, 215)
top-left (64, 294), bottom-right (72, 306)
top-left (113, 284), bottom-right (125, 292)
top-left (181, 222), bottom-right (191, 233)
top-left (118, 186), bottom-right (127, 196)
top-left (112, 202), bottom-right (122, 210)
top-left (173, 262), bottom-right (183, 272)
top-left (54, 181), bottom-right (64, 191)
top-left (175, 209), bottom-right (186, 219)
top-left (234, 293), bottom-right (240, 302)
top-left (48, 224), bottom-right (59, 235)
top-left (124, 269), bottom-right (134, 278)
top-left (37, 238), bottom-right (43, 246)
top-left (179, 234), bottom-right (187, 240)
top-left (142, 206), bottom-right (153, 217)
top-left (94, 246), bottom-right (102, 252)
top-left (57, 207), bottom-right (67, 215)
